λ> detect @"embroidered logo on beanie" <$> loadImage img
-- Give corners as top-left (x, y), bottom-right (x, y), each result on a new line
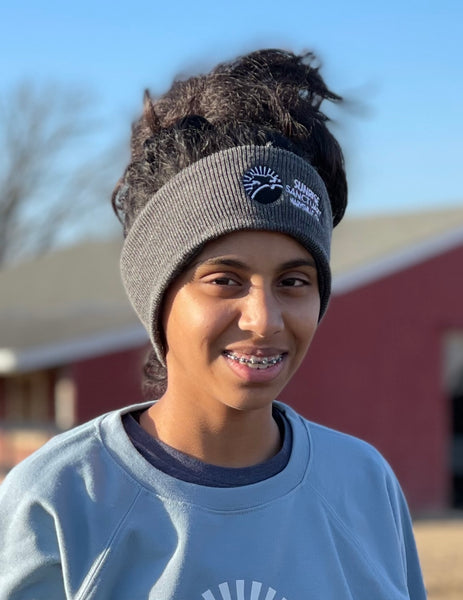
top-left (242, 166), bottom-right (283, 204)
top-left (286, 178), bottom-right (322, 221)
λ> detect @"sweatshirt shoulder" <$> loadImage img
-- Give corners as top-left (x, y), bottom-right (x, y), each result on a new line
top-left (0, 412), bottom-right (114, 499)
top-left (279, 404), bottom-right (398, 490)
top-left (281, 401), bottom-right (382, 459)
top-left (308, 419), bottom-right (391, 471)
top-left (0, 409), bottom-right (149, 598)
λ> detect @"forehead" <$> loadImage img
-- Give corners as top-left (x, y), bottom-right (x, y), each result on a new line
top-left (196, 230), bottom-right (314, 263)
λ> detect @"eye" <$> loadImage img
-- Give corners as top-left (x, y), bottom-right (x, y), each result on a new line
top-left (279, 276), bottom-right (310, 287)
top-left (210, 276), bottom-right (240, 286)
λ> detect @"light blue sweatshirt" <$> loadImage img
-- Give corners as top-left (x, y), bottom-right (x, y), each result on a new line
top-left (0, 402), bottom-right (426, 599)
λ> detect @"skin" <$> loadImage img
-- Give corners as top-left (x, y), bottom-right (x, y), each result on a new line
top-left (140, 230), bottom-right (320, 468)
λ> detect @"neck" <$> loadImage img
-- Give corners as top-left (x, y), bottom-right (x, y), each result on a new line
top-left (140, 394), bottom-right (281, 468)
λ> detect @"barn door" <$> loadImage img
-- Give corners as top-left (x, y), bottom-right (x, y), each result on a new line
top-left (443, 332), bottom-right (463, 508)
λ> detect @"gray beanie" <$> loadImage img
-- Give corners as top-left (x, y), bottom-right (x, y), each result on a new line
top-left (120, 145), bottom-right (333, 365)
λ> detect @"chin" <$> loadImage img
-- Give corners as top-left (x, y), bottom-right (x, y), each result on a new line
top-left (223, 385), bottom-right (285, 412)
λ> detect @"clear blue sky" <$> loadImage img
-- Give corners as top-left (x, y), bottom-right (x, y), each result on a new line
top-left (1, 0), bottom-right (462, 221)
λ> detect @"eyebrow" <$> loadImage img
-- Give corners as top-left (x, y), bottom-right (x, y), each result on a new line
top-left (197, 257), bottom-right (317, 270)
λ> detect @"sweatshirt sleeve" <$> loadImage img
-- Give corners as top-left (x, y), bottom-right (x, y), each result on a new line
top-left (387, 472), bottom-right (428, 599)
top-left (0, 465), bottom-right (67, 599)
top-left (305, 418), bottom-right (428, 600)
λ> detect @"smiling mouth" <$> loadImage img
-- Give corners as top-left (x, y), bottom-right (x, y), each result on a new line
top-left (223, 351), bottom-right (285, 370)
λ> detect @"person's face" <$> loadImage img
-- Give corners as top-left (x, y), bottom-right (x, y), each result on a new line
top-left (161, 231), bottom-right (320, 415)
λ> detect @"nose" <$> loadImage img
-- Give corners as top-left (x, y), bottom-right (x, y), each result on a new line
top-left (237, 285), bottom-right (284, 337)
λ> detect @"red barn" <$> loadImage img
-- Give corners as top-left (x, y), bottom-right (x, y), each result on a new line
top-left (1, 206), bottom-right (463, 513)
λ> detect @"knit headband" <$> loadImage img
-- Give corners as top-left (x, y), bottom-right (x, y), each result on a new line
top-left (120, 145), bottom-right (333, 364)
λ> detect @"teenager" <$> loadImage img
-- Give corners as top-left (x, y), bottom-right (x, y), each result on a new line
top-left (0, 49), bottom-right (426, 599)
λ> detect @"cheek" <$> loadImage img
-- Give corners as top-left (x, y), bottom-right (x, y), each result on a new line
top-left (293, 299), bottom-right (320, 348)
top-left (164, 294), bottom-right (234, 355)
top-left (191, 304), bottom-right (236, 351)
top-left (298, 319), bottom-right (318, 348)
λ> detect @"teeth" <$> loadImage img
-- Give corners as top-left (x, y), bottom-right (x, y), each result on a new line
top-left (225, 352), bottom-right (283, 369)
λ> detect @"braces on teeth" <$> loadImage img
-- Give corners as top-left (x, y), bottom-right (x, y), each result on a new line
top-left (225, 352), bottom-right (283, 367)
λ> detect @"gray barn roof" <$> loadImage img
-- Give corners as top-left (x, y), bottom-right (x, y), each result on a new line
top-left (1, 205), bottom-right (462, 374)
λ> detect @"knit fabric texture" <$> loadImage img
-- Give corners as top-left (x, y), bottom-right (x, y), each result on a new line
top-left (120, 145), bottom-right (333, 364)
